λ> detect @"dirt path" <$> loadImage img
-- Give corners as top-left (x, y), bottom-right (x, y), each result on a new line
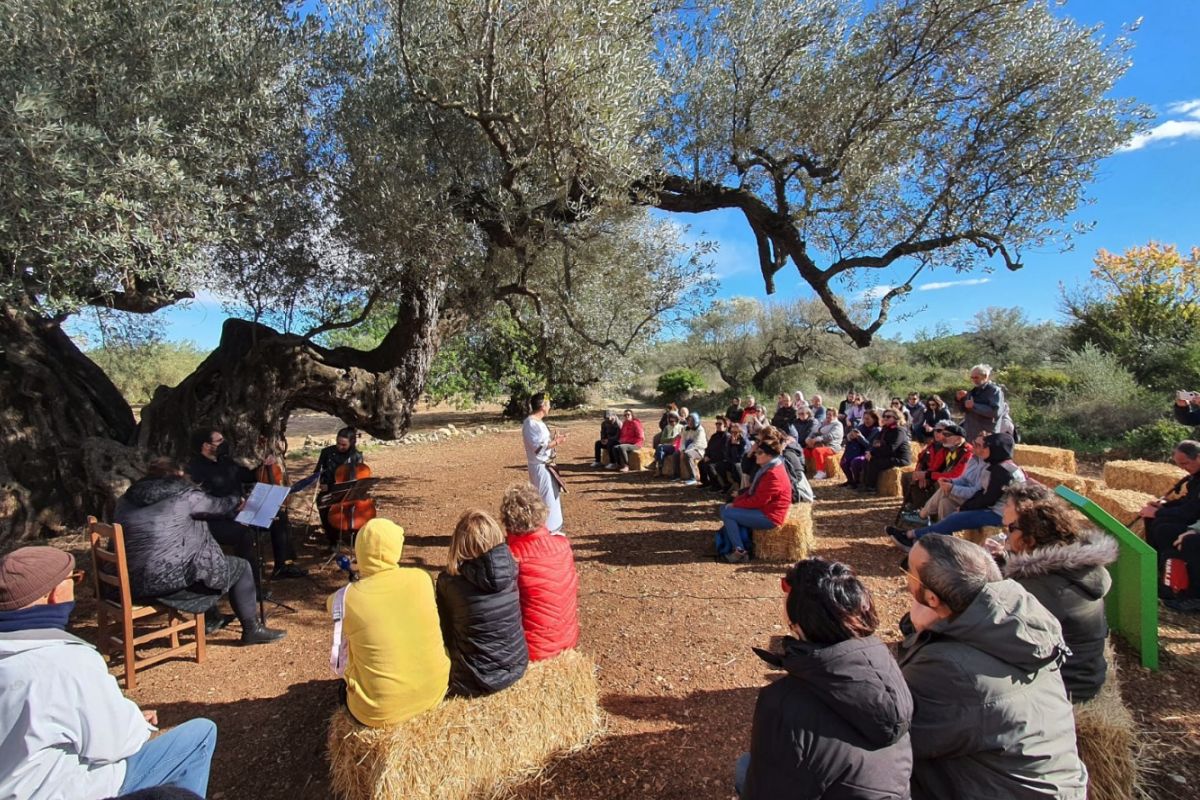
top-left (67, 412), bottom-right (1200, 799)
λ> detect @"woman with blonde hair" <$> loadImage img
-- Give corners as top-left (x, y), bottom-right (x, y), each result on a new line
top-left (501, 483), bottom-right (580, 660)
top-left (436, 510), bottom-right (528, 697)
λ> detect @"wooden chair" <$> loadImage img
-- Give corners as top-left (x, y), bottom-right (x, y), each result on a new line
top-left (87, 516), bottom-right (205, 690)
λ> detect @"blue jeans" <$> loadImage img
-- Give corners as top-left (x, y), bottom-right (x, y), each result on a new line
top-left (655, 443), bottom-right (677, 466)
top-left (735, 752), bottom-right (750, 798)
top-left (721, 505), bottom-right (773, 553)
top-left (119, 718), bottom-right (217, 798)
top-left (913, 509), bottom-right (1002, 539)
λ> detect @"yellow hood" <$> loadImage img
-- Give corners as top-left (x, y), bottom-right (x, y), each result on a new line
top-left (355, 518), bottom-right (405, 577)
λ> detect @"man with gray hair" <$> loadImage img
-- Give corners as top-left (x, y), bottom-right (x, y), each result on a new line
top-left (899, 535), bottom-right (1087, 799)
top-left (954, 363), bottom-right (1010, 442)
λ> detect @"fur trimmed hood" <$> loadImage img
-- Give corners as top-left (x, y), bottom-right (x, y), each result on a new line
top-left (1002, 531), bottom-right (1117, 600)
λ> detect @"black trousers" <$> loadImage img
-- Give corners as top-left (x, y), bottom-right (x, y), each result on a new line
top-left (699, 459), bottom-right (725, 487)
top-left (1149, 519), bottom-right (1200, 598)
top-left (209, 517), bottom-right (295, 587)
top-left (594, 440), bottom-right (612, 462)
top-left (862, 457), bottom-right (905, 489)
top-left (722, 462), bottom-right (744, 488)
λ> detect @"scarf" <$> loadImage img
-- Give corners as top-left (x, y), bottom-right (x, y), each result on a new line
top-left (747, 457), bottom-right (782, 496)
top-left (0, 601), bottom-right (75, 634)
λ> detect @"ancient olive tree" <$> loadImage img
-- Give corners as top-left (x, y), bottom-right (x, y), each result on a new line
top-left (651, 0), bottom-right (1141, 345)
top-left (683, 297), bottom-right (853, 392)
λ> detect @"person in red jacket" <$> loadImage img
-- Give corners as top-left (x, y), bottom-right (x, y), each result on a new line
top-left (719, 427), bottom-right (793, 564)
top-left (500, 482), bottom-right (580, 660)
top-left (609, 409), bottom-right (646, 473)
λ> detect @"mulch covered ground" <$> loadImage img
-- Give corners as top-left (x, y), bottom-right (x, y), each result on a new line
top-left (62, 406), bottom-right (1200, 799)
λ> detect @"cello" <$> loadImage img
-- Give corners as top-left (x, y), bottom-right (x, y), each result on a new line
top-left (326, 458), bottom-right (377, 539)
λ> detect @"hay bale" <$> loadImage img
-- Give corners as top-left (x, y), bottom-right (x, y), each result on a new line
top-left (1014, 444), bottom-right (1078, 473)
top-left (661, 452), bottom-right (679, 478)
top-left (877, 465), bottom-right (915, 498)
top-left (599, 449), bottom-right (610, 466)
top-left (753, 504), bottom-right (815, 562)
top-left (328, 650), bottom-right (603, 800)
top-left (1103, 460), bottom-right (1186, 498)
top-left (957, 526), bottom-right (1001, 546)
top-left (1073, 644), bottom-right (1148, 800)
top-left (1084, 486), bottom-right (1154, 535)
top-left (804, 453), bottom-right (842, 481)
top-left (628, 447), bottom-right (655, 472)
top-left (1021, 465), bottom-right (1088, 495)
top-left (909, 440), bottom-right (923, 463)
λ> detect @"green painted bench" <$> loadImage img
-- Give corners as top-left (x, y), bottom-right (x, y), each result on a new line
top-left (1055, 486), bottom-right (1158, 670)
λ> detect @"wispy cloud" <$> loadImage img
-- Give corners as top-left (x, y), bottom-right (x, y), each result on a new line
top-left (1119, 98), bottom-right (1200, 152)
top-left (858, 285), bottom-right (897, 301)
top-left (918, 277), bottom-right (991, 292)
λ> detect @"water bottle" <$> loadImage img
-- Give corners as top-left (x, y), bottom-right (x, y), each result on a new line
top-left (336, 554), bottom-right (358, 582)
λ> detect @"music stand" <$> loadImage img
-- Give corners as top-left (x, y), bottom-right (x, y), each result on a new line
top-left (237, 482), bottom-right (301, 624)
top-left (251, 522), bottom-right (298, 624)
top-left (317, 477), bottom-right (380, 566)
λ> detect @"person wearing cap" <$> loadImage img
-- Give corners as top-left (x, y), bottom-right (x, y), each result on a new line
top-left (0, 547), bottom-right (217, 799)
top-left (591, 410), bottom-right (622, 468)
top-left (901, 424), bottom-right (972, 516)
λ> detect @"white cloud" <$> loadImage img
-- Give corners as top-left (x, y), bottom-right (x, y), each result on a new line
top-left (859, 285), bottom-right (897, 300)
top-left (1119, 99), bottom-right (1200, 152)
top-left (918, 277), bottom-right (991, 292)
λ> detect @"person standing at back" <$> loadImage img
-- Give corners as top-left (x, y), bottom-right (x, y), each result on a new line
top-left (521, 392), bottom-right (566, 534)
top-left (955, 364), bottom-right (1009, 442)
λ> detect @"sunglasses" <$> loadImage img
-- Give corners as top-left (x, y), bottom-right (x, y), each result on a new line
top-left (1004, 522), bottom-right (1021, 535)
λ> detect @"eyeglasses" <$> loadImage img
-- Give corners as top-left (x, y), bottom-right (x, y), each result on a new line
top-left (1004, 522), bottom-right (1021, 535)
top-left (898, 564), bottom-right (925, 589)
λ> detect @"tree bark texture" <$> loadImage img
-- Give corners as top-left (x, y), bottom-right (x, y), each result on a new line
top-left (0, 307), bottom-right (141, 543)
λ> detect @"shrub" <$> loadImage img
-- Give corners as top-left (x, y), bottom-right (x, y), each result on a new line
top-left (1122, 420), bottom-right (1193, 461)
top-left (657, 368), bottom-right (705, 399)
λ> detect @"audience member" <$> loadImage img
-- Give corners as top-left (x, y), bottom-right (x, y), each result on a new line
top-left (808, 393), bottom-right (828, 422)
top-left (770, 393), bottom-right (798, 438)
top-left (609, 409), bottom-right (645, 472)
top-left (917, 432), bottom-right (988, 523)
top-left (889, 397), bottom-right (909, 426)
top-left (859, 408), bottom-right (912, 493)
top-left (734, 559), bottom-right (912, 800)
top-left (500, 483), bottom-right (580, 660)
top-left (904, 392), bottom-right (925, 438)
top-left (0, 547), bottom-right (218, 799)
top-left (1137, 439), bottom-right (1200, 609)
top-left (653, 403), bottom-right (679, 447)
top-left (898, 535), bottom-right (1087, 799)
top-left (1163, 519), bottom-right (1200, 612)
top-left (699, 416), bottom-right (731, 491)
top-left (723, 422), bottom-right (753, 492)
top-left (791, 405), bottom-right (816, 450)
top-left (998, 484), bottom-right (1116, 701)
top-left (916, 395), bottom-right (951, 442)
top-left (845, 393), bottom-right (866, 428)
top-left (889, 432), bottom-right (1025, 549)
top-left (726, 397), bottom-right (745, 424)
top-left (779, 434), bottom-right (816, 504)
top-left (114, 458), bottom-right (285, 645)
top-left (654, 411), bottom-right (684, 474)
top-left (837, 390), bottom-right (855, 422)
top-left (954, 364), bottom-right (1011, 442)
top-left (804, 413), bottom-right (844, 480)
top-left (792, 390), bottom-right (806, 409)
top-left (329, 518), bottom-right (449, 727)
top-left (679, 413), bottom-right (709, 486)
top-left (743, 404), bottom-right (767, 438)
top-left (436, 510), bottom-right (528, 698)
top-left (591, 411), bottom-right (621, 468)
top-left (840, 410), bottom-right (880, 488)
top-left (1173, 390), bottom-right (1200, 426)
top-left (902, 423), bottom-right (971, 518)
top-left (718, 428), bottom-right (792, 564)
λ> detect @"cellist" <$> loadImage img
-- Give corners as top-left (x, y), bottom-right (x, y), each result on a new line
top-left (291, 427), bottom-right (367, 552)
top-left (186, 428), bottom-right (308, 582)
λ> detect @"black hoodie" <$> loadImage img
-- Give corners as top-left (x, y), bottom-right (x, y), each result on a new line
top-left (743, 635), bottom-right (914, 800)
top-left (435, 544), bottom-right (529, 698)
top-left (961, 432), bottom-right (1025, 513)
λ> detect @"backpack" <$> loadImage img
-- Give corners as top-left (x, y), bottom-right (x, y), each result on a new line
top-left (781, 446), bottom-right (814, 503)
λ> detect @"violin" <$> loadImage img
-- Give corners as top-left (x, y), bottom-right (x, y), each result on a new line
top-left (328, 458), bottom-right (377, 535)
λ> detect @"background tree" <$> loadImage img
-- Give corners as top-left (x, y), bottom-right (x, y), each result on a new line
top-left (1063, 242), bottom-right (1200, 391)
top-left (965, 307), bottom-right (1065, 368)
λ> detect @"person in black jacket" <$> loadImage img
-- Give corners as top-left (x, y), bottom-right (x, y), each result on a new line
top-left (859, 409), bottom-right (912, 493)
top-left (722, 423), bottom-right (752, 492)
top-left (699, 416), bottom-right (731, 491)
top-left (436, 510), bottom-right (528, 698)
top-left (1174, 391), bottom-right (1200, 426)
top-left (770, 393), bottom-right (798, 438)
top-left (1138, 439), bottom-right (1200, 577)
top-left (791, 405), bottom-right (816, 450)
top-left (736, 558), bottom-right (913, 799)
top-left (591, 411), bottom-right (622, 467)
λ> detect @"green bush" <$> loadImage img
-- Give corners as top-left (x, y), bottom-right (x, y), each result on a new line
top-left (1122, 420), bottom-right (1192, 461)
top-left (657, 368), bottom-right (705, 399)
top-left (996, 365), bottom-right (1071, 406)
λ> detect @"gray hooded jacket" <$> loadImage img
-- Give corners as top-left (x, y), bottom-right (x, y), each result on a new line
top-left (898, 580), bottom-right (1088, 799)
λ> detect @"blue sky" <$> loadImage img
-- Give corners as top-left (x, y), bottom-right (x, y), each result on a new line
top-left (96, 0), bottom-right (1199, 351)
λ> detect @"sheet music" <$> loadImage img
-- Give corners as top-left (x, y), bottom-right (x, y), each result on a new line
top-left (236, 483), bottom-right (292, 528)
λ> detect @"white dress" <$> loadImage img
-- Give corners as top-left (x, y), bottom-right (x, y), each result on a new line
top-left (522, 414), bottom-right (564, 533)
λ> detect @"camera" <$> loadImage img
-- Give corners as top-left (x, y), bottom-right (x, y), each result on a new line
top-left (1177, 390), bottom-right (1197, 402)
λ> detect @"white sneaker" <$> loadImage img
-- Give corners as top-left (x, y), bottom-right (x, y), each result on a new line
top-left (606, 463), bottom-right (618, 470)
top-left (814, 471), bottom-right (827, 480)
top-left (683, 479), bottom-right (698, 486)
top-left (590, 461), bottom-right (601, 467)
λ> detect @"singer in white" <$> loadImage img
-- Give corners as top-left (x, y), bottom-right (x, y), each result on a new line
top-left (522, 392), bottom-right (566, 534)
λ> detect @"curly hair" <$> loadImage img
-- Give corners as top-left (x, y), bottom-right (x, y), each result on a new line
top-left (1003, 482), bottom-right (1087, 549)
top-left (783, 558), bottom-right (878, 644)
top-left (499, 482), bottom-right (549, 533)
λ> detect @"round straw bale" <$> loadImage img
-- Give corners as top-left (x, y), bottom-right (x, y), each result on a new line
top-left (753, 504), bottom-right (815, 562)
top-left (1014, 444), bottom-right (1078, 474)
top-left (1103, 460), bottom-right (1186, 498)
top-left (1073, 643), bottom-right (1149, 800)
top-left (628, 447), bottom-right (655, 472)
top-left (328, 649), bottom-right (603, 800)
top-left (876, 465), bottom-right (915, 498)
top-left (1021, 466), bottom-right (1088, 495)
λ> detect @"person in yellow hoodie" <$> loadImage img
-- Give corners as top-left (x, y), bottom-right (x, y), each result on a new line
top-left (328, 518), bottom-right (449, 727)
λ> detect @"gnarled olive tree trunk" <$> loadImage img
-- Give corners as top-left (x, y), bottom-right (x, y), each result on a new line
top-left (0, 306), bottom-right (143, 543)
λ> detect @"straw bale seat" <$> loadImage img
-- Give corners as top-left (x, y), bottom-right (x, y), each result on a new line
top-left (1084, 486), bottom-right (1155, 535)
top-left (877, 464), bottom-right (915, 498)
top-left (804, 453), bottom-right (843, 481)
top-left (1103, 459), bottom-right (1186, 498)
top-left (753, 504), bottom-right (815, 562)
top-left (660, 451), bottom-right (680, 478)
top-left (600, 449), bottom-right (611, 466)
top-left (909, 440), bottom-right (923, 463)
top-left (328, 649), bottom-right (603, 800)
top-left (627, 447), bottom-right (655, 472)
top-left (1073, 644), bottom-right (1146, 800)
top-left (1021, 465), bottom-right (1088, 495)
top-left (1013, 444), bottom-right (1078, 474)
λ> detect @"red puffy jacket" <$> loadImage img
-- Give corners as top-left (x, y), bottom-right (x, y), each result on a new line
top-left (618, 418), bottom-right (645, 446)
top-left (732, 461), bottom-right (792, 527)
top-left (506, 526), bottom-right (580, 661)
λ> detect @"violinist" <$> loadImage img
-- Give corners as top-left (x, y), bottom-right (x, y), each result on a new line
top-left (186, 429), bottom-right (308, 582)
